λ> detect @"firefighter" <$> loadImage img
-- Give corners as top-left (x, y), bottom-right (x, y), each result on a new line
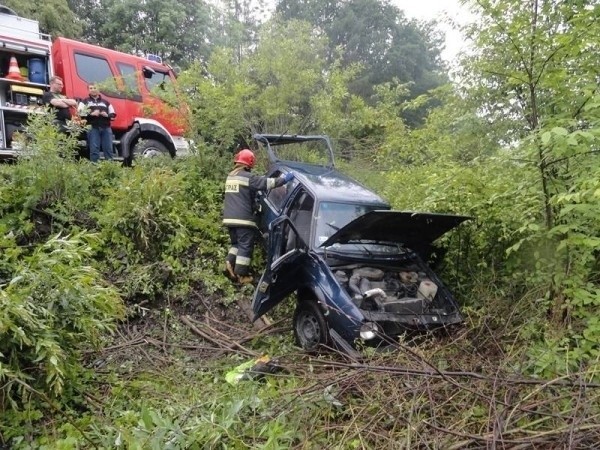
top-left (223, 149), bottom-right (295, 284)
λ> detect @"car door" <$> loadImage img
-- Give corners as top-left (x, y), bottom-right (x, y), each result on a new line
top-left (256, 170), bottom-right (297, 233)
top-left (252, 215), bottom-right (307, 320)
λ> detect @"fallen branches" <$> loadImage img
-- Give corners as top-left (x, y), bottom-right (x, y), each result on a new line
top-left (180, 315), bottom-right (258, 357)
top-left (86, 302), bottom-right (600, 449)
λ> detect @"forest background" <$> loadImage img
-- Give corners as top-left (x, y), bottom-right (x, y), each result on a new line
top-left (1, 0), bottom-right (600, 448)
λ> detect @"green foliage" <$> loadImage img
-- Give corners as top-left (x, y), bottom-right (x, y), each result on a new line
top-left (182, 18), bottom-right (399, 154)
top-left (276, 0), bottom-right (447, 125)
top-left (183, 19), bottom-right (332, 144)
top-left (244, 19), bottom-right (328, 131)
top-left (0, 121), bottom-right (234, 420)
top-left (68, 0), bottom-right (217, 68)
top-left (92, 158), bottom-right (228, 299)
top-left (3, 360), bottom-right (343, 449)
top-left (0, 113), bottom-right (92, 244)
top-left (3, 0), bottom-right (83, 38)
top-left (0, 232), bottom-right (124, 407)
top-left (97, 166), bottom-right (196, 259)
top-left (396, 0), bottom-right (600, 375)
top-left (311, 63), bottom-right (384, 150)
top-left (178, 55), bottom-right (256, 149)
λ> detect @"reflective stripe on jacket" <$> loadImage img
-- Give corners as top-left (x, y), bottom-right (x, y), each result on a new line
top-left (223, 167), bottom-right (283, 228)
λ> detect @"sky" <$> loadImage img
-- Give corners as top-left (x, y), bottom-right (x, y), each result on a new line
top-left (392, 0), bottom-right (474, 61)
top-left (392, 0), bottom-right (467, 20)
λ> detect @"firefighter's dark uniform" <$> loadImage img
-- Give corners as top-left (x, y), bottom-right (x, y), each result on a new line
top-left (223, 166), bottom-right (286, 278)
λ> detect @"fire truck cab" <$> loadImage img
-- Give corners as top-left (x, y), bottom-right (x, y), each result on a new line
top-left (0, 5), bottom-right (189, 162)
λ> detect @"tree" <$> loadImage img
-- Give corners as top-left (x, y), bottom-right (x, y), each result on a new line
top-left (185, 19), bottom-right (328, 145)
top-left (275, 0), bottom-right (447, 125)
top-left (457, 0), bottom-right (600, 373)
top-left (461, 0), bottom-right (599, 243)
top-left (181, 19), bottom-right (372, 150)
top-left (68, 0), bottom-right (216, 68)
top-left (219, 0), bottom-right (272, 64)
top-left (3, 0), bottom-right (82, 37)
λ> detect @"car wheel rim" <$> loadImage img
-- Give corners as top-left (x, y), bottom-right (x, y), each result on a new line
top-left (298, 312), bottom-right (321, 348)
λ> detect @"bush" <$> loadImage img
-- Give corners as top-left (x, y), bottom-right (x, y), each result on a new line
top-left (93, 158), bottom-right (229, 299)
top-left (0, 232), bottom-right (124, 410)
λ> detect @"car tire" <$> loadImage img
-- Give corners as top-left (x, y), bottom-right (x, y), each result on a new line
top-left (293, 300), bottom-right (330, 352)
top-left (133, 139), bottom-right (172, 158)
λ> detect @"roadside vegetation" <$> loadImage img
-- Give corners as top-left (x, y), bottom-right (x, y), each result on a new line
top-left (1, 0), bottom-right (600, 448)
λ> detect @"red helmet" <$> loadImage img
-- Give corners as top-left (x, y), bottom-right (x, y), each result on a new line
top-left (234, 149), bottom-right (256, 168)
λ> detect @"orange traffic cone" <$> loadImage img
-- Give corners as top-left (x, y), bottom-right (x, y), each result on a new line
top-left (6, 56), bottom-right (24, 81)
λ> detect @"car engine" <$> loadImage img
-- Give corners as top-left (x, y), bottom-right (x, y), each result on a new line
top-left (333, 266), bottom-right (439, 315)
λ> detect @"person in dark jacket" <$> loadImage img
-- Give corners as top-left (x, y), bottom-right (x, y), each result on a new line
top-left (223, 149), bottom-right (295, 284)
top-left (78, 83), bottom-right (116, 162)
top-left (42, 76), bottom-right (78, 133)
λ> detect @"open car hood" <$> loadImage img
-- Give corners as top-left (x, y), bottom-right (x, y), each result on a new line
top-left (320, 210), bottom-right (471, 248)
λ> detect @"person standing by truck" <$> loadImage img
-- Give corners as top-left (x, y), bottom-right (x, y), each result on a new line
top-left (78, 83), bottom-right (116, 162)
top-left (42, 76), bottom-right (78, 133)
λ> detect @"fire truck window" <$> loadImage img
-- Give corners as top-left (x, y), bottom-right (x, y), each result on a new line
top-left (144, 71), bottom-right (171, 93)
top-left (117, 62), bottom-right (140, 99)
top-left (142, 66), bottom-right (156, 78)
top-left (74, 53), bottom-right (117, 93)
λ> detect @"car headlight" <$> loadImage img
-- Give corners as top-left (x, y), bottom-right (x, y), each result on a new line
top-left (359, 322), bottom-right (379, 340)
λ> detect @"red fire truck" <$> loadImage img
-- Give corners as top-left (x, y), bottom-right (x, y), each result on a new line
top-left (0, 5), bottom-right (189, 162)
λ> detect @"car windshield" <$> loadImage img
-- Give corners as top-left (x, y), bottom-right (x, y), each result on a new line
top-left (314, 202), bottom-right (403, 255)
top-left (315, 202), bottom-right (370, 247)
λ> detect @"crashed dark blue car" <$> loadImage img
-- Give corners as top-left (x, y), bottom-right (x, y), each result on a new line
top-left (251, 134), bottom-right (469, 352)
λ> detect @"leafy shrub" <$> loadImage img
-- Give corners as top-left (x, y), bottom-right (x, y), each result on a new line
top-left (0, 232), bottom-right (124, 409)
top-left (94, 158), bottom-right (228, 299)
top-left (0, 113), bottom-right (96, 246)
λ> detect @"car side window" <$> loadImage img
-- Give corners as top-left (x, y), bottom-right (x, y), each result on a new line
top-left (265, 171), bottom-right (286, 211)
top-left (286, 192), bottom-right (314, 250)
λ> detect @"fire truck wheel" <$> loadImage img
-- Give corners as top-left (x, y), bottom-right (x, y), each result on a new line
top-left (133, 139), bottom-right (171, 158)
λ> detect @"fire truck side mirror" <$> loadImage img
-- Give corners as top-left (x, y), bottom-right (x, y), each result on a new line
top-left (142, 66), bottom-right (156, 79)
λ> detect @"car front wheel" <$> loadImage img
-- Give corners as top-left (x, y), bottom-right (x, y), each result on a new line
top-left (293, 300), bottom-right (330, 352)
